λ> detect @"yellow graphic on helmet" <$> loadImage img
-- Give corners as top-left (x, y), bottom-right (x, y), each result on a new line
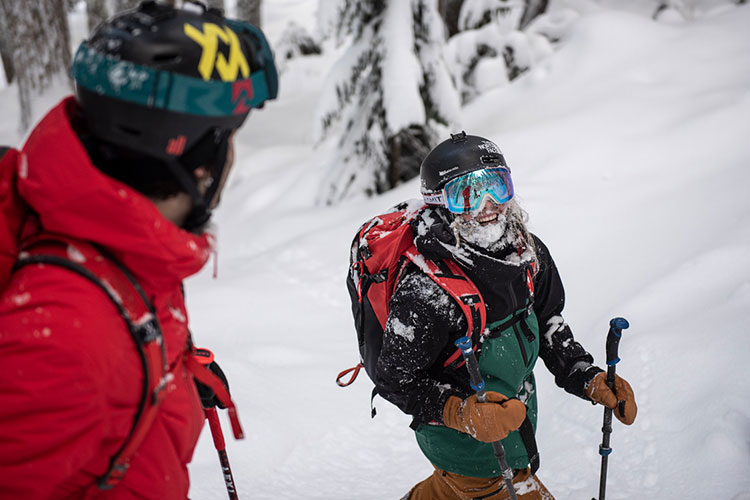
top-left (184, 23), bottom-right (250, 82)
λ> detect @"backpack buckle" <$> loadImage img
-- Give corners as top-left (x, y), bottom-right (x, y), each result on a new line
top-left (134, 314), bottom-right (161, 342)
top-left (97, 462), bottom-right (129, 490)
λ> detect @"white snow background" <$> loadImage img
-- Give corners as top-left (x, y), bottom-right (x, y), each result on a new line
top-left (1, 0), bottom-right (749, 499)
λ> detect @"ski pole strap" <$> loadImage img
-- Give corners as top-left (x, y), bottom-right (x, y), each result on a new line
top-left (205, 407), bottom-right (226, 451)
top-left (186, 354), bottom-right (244, 440)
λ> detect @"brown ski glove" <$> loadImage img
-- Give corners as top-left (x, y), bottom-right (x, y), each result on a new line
top-left (586, 372), bottom-right (637, 425)
top-left (443, 392), bottom-right (527, 443)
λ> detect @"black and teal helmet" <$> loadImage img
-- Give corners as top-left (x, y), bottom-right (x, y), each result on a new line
top-left (71, 0), bottom-right (278, 229)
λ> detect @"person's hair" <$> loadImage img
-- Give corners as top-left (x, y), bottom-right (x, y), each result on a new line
top-left (505, 198), bottom-right (539, 270)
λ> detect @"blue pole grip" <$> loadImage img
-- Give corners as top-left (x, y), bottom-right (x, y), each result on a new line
top-left (455, 336), bottom-right (473, 354)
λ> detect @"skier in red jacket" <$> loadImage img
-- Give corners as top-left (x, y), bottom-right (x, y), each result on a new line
top-left (0, 3), bottom-right (277, 499)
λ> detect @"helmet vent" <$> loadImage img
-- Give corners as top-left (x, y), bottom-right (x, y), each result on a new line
top-left (450, 131), bottom-right (467, 143)
top-left (151, 53), bottom-right (181, 65)
top-left (117, 124), bottom-right (142, 137)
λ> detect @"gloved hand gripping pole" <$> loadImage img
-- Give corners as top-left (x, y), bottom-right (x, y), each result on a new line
top-left (593, 317), bottom-right (629, 500)
top-left (455, 336), bottom-right (519, 500)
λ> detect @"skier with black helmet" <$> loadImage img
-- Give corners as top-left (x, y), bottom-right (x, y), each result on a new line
top-left (0, 2), bottom-right (277, 498)
top-left (372, 132), bottom-right (638, 499)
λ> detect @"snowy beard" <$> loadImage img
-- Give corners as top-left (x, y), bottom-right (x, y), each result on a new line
top-left (450, 210), bottom-right (511, 252)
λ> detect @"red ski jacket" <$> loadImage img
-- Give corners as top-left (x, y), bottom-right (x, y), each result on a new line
top-left (0, 98), bottom-right (215, 499)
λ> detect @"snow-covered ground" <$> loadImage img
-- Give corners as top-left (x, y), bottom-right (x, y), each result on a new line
top-left (1, 1), bottom-right (749, 499)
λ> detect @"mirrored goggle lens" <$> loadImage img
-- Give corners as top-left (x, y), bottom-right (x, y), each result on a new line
top-left (444, 167), bottom-right (514, 213)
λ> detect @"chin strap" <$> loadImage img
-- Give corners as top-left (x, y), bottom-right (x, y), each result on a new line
top-left (167, 129), bottom-right (231, 233)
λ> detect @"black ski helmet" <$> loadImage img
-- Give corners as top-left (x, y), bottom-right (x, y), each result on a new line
top-left (71, 0), bottom-right (278, 229)
top-left (420, 131), bottom-right (509, 197)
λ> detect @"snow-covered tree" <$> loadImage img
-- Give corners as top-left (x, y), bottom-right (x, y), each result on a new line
top-left (315, 0), bottom-right (460, 204)
top-left (237, 0), bottom-right (261, 27)
top-left (275, 21), bottom-right (321, 73)
top-left (446, 0), bottom-right (553, 103)
top-left (201, 0), bottom-right (224, 13)
top-left (0, 0), bottom-right (72, 131)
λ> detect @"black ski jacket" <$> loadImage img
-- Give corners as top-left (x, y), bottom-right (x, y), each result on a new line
top-left (374, 208), bottom-right (603, 426)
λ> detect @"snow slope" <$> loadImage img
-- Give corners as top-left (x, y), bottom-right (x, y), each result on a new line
top-left (1, 1), bottom-right (749, 499)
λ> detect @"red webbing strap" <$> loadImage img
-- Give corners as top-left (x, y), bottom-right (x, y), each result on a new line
top-left (336, 363), bottom-right (363, 387)
top-left (403, 248), bottom-right (486, 369)
top-left (186, 354), bottom-right (244, 440)
top-left (15, 237), bottom-right (169, 490)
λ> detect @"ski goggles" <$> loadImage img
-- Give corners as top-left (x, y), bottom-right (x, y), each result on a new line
top-left (423, 167), bottom-right (514, 213)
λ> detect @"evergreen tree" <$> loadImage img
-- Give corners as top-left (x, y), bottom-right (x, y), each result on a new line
top-left (315, 0), bottom-right (460, 204)
top-left (446, 0), bottom-right (552, 103)
top-left (202, 0), bottom-right (225, 13)
top-left (0, 0), bottom-right (72, 132)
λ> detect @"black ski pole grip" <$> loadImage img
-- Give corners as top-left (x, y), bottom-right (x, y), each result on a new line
top-left (605, 317), bottom-right (629, 370)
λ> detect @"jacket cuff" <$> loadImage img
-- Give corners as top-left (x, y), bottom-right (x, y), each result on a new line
top-left (564, 363), bottom-right (604, 400)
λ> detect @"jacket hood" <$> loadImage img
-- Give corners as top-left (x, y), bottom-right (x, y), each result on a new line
top-left (18, 97), bottom-right (212, 291)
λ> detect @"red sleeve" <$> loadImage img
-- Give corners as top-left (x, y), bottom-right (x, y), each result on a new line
top-left (0, 264), bottom-right (129, 499)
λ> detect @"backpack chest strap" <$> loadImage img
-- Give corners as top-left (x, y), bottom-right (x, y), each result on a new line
top-left (14, 237), bottom-right (170, 490)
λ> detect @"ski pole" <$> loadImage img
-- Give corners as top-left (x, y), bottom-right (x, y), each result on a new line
top-left (455, 336), bottom-right (519, 500)
top-left (593, 317), bottom-right (629, 500)
top-left (205, 407), bottom-right (239, 500)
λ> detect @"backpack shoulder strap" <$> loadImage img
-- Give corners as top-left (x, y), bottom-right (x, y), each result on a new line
top-left (14, 237), bottom-right (170, 490)
top-left (403, 247), bottom-right (486, 340)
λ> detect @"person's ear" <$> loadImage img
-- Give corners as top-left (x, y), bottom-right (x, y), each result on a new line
top-left (193, 167), bottom-right (210, 181)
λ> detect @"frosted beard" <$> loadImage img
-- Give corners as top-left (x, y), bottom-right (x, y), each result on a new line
top-left (450, 209), bottom-right (511, 252)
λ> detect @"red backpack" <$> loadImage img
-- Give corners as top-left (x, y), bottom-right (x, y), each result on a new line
top-left (337, 202), bottom-right (487, 412)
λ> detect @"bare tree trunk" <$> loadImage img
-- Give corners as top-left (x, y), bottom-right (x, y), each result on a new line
top-left (0, 17), bottom-right (14, 84)
top-left (112, 0), bottom-right (139, 13)
top-left (237, 0), bottom-right (261, 26)
top-left (86, 0), bottom-right (109, 34)
top-left (438, 0), bottom-right (463, 37)
top-left (0, 0), bottom-right (72, 131)
top-left (203, 0), bottom-right (225, 14)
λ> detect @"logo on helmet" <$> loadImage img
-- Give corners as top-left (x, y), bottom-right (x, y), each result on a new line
top-left (184, 23), bottom-right (250, 82)
top-left (166, 135), bottom-right (188, 156)
top-left (231, 81), bottom-right (254, 114)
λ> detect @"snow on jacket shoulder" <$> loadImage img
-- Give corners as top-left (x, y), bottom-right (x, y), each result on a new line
top-left (0, 98), bottom-right (213, 499)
